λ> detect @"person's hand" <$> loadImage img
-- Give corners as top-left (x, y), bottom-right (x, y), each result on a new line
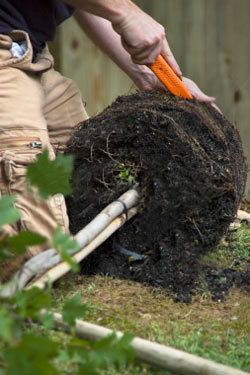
top-left (182, 77), bottom-right (222, 113)
top-left (134, 66), bottom-right (222, 113)
top-left (73, 2), bottom-right (221, 113)
top-left (181, 77), bottom-right (214, 103)
top-left (112, 2), bottom-right (182, 76)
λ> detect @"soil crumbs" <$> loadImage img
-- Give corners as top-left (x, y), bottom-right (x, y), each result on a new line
top-left (65, 89), bottom-right (249, 302)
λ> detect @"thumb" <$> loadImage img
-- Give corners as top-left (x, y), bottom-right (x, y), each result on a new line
top-left (161, 39), bottom-right (182, 77)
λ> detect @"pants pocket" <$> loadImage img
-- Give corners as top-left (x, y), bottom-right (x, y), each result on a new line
top-left (0, 137), bottom-right (42, 195)
top-left (0, 136), bottom-right (69, 247)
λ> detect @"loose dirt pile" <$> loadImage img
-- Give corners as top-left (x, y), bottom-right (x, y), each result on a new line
top-left (65, 90), bottom-right (248, 301)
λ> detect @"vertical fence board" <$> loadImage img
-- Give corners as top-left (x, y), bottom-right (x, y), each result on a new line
top-left (58, 20), bottom-right (133, 117)
top-left (53, 1), bottom-right (250, 197)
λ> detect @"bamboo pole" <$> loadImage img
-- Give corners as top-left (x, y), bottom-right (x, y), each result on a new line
top-left (0, 189), bottom-right (140, 297)
top-left (24, 190), bottom-right (249, 375)
top-left (49, 311), bottom-right (248, 375)
top-left (27, 207), bottom-right (138, 290)
top-left (74, 189), bottom-right (140, 247)
top-left (237, 209), bottom-right (250, 224)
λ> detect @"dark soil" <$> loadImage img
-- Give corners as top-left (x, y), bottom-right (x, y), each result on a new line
top-left (201, 265), bottom-right (250, 302)
top-left (65, 89), bottom-right (248, 302)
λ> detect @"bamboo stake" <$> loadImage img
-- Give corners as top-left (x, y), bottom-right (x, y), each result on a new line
top-left (27, 207), bottom-right (138, 290)
top-left (1, 190), bottom-right (140, 298)
top-left (49, 312), bottom-right (248, 375)
top-left (74, 188), bottom-right (140, 248)
top-left (26, 190), bottom-right (248, 375)
top-left (237, 209), bottom-right (250, 224)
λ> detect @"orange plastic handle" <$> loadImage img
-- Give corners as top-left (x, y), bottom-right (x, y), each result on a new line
top-left (148, 54), bottom-right (192, 99)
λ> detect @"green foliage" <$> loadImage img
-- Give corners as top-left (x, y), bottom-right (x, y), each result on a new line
top-left (0, 288), bottom-right (52, 345)
top-left (3, 334), bottom-right (59, 375)
top-left (230, 224), bottom-right (250, 264)
top-left (0, 230), bottom-right (46, 263)
top-left (0, 151), bottom-right (135, 375)
top-left (14, 287), bottom-right (52, 320)
top-left (200, 224), bottom-right (250, 271)
top-left (7, 231), bottom-right (47, 254)
top-left (117, 164), bottom-right (135, 184)
top-left (0, 287), bottom-right (135, 374)
top-left (39, 311), bottom-right (55, 330)
top-left (62, 293), bottom-right (87, 326)
top-left (66, 332), bottom-right (135, 375)
top-left (52, 227), bottom-right (80, 272)
top-left (165, 321), bottom-right (250, 371)
top-left (0, 309), bottom-right (13, 342)
top-left (26, 148), bottom-right (73, 199)
top-left (0, 195), bottom-right (21, 227)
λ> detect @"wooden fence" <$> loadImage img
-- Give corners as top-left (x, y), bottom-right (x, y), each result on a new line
top-left (50, 0), bottom-right (250, 197)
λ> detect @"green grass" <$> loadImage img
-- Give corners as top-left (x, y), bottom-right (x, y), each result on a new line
top-left (199, 223), bottom-right (250, 270)
top-left (44, 221), bottom-right (250, 374)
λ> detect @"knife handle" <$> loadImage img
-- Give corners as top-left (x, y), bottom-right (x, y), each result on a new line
top-left (148, 54), bottom-right (192, 99)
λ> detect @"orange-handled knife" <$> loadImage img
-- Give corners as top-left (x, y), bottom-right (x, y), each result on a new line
top-left (148, 54), bottom-right (192, 99)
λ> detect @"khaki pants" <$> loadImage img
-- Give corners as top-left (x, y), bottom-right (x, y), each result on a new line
top-left (0, 30), bottom-right (88, 263)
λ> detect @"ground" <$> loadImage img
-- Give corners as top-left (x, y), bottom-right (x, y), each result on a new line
top-left (57, 89), bottom-right (250, 374)
top-left (46, 220), bottom-right (250, 374)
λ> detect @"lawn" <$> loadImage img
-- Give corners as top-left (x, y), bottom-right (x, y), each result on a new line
top-left (43, 221), bottom-right (250, 374)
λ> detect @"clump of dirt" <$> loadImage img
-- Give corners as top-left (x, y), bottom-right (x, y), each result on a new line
top-left (65, 89), bottom-right (248, 301)
top-left (202, 266), bottom-right (250, 301)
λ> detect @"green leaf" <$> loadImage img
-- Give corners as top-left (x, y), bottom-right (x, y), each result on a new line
top-left (0, 244), bottom-right (12, 261)
top-left (111, 332), bottom-right (135, 368)
top-left (15, 287), bottom-right (51, 319)
top-left (39, 311), bottom-right (55, 330)
top-left (53, 227), bottom-right (79, 254)
top-left (3, 333), bottom-right (59, 375)
top-left (26, 149), bottom-right (73, 199)
top-left (7, 231), bottom-right (47, 254)
top-left (67, 332), bottom-right (135, 375)
top-left (0, 195), bottom-right (21, 227)
top-left (56, 349), bottom-right (72, 365)
top-left (0, 280), bottom-right (18, 295)
top-left (62, 293), bottom-right (86, 326)
top-left (52, 227), bottom-right (80, 272)
top-left (0, 309), bottom-right (13, 342)
top-left (60, 250), bottom-right (80, 273)
top-left (67, 337), bottom-right (90, 360)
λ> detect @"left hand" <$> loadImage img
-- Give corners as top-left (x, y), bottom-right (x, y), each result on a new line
top-left (134, 67), bottom-right (222, 113)
top-left (182, 77), bottom-right (222, 113)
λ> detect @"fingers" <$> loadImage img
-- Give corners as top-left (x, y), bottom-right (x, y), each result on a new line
top-left (182, 77), bottom-right (223, 114)
top-left (161, 39), bottom-right (182, 77)
top-left (121, 34), bottom-right (163, 65)
top-left (182, 77), bottom-right (215, 102)
top-left (133, 65), bottom-right (167, 91)
top-left (113, 10), bottom-right (167, 66)
top-left (210, 102), bottom-right (223, 114)
top-left (113, 4), bottom-right (222, 115)
top-left (112, 3), bottom-right (184, 75)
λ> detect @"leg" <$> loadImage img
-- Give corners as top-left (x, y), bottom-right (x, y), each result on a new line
top-left (41, 66), bottom-right (89, 154)
top-left (0, 33), bottom-right (71, 281)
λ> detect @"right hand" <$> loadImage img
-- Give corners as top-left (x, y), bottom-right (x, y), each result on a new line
top-left (112, 2), bottom-right (182, 76)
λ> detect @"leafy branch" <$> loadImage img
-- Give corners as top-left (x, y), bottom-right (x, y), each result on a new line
top-left (0, 149), bottom-right (134, 374)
